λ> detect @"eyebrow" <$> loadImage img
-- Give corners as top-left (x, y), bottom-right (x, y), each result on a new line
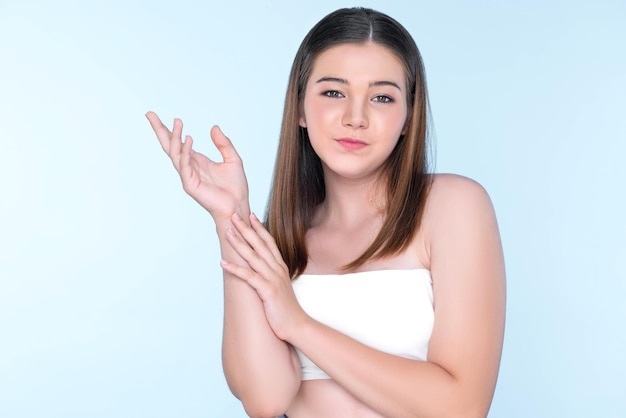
top-left (315, 76), bottom-right (402, 91)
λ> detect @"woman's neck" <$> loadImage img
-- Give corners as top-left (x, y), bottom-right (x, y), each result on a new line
top-left (313, 172), bottom-right (386, 230)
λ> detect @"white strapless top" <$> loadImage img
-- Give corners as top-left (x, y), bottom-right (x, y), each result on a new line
top-left (291, 269), bottom-right (434, 380)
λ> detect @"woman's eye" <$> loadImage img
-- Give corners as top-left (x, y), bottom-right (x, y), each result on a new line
top-left (323, 90), bottom-right (343, 98)
top-left (373, 95), bottom-right (394, 103)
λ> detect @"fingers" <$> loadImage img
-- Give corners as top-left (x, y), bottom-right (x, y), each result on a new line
top-left (210, 125), bottom-right (242, 164)
top-left (225, 230), bottom-right (275, 282)
top-left (179, 135), bottom-right (194, 190)
top-left (249, 213), bottom-right (285, 265)
top-left (169, 118), bottom-right (184, 170)
top-left (231, 213), bottom-right (285, 270)
top-left (220, 259), bottom-right (267, 293)
top-left (226, 224), bottom-right (274, 277)
top-left (227, 214), bottom-right (286, 279)
top-left (146, 111), bottom-right (173, 153)
top-left (145, 111), bottom-right (186, 172)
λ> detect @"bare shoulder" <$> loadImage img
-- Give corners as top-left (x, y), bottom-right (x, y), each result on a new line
top-left (424, 173), bottom-right (496, 227)
top-left (420, 173), bottom-right (501, 261)
top-left (428, 173), bottom-right (492, 206)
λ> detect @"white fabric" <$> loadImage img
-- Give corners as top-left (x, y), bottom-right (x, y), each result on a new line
top-left (291, 269), bottom-right (434, 380)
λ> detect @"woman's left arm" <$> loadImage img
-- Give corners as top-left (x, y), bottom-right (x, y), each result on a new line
top-left (222, 174), bottom-right (506, 418)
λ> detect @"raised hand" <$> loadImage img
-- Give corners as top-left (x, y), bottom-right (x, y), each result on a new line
top-left (146, 111), bottom-right (250, 223)
top-left (220, 213), bottom-right (309, 341)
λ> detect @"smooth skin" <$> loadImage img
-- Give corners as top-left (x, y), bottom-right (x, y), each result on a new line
top-left (148, 42), bottom-right (505, 418)
top-left (145, 114), bottom-right (300, 416)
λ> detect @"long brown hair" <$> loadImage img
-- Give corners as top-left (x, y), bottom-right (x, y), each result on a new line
top-left (265, 7), bottom-right (433, 278)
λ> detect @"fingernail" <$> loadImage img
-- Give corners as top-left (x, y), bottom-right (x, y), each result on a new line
top-left (233, 213), bottom-right (241, 222)
top-left (250, 212), bottom-right (259, 222)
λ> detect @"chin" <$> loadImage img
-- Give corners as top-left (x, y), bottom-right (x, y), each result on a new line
top-left (324, 165), bottom-right (383, 182)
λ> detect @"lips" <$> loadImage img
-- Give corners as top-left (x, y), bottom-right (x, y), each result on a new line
top-left (336, 137), bottom-right (368, 151)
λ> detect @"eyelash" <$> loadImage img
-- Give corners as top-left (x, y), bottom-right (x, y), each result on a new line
top-left (321, 90), bottom-right (395, 103)
top-left (373, 95), bottom-right (394, 103)
top-left (322, 90), bottom-right (344, 98)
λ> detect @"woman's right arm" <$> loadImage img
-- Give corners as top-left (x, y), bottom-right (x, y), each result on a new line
top-left (220, 221), bottom-right (301, 417)
top-left (146, 112), bottom-right (300, 417)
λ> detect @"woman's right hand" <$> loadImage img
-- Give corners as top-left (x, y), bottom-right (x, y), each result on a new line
top-left (146, 111), bottom-right (250, 223)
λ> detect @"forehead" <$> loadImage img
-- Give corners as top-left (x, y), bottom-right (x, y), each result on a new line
top-left (309, 42), bottom-right (406, 87)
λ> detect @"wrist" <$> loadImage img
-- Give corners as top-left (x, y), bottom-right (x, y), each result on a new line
top-left (284, 311), bottom-right (316, 346)
top-left (214, 205), bottom-right (251, 232)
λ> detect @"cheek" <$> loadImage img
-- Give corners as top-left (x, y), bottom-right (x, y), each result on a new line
top-left (303, 99), bottom-right (323, 125)
top-left (304, 96), bottom-right (341, 127)
top-left (374, 109), bottom-right (407, 135)
top-left (392, 107), bottom-right (410, 135)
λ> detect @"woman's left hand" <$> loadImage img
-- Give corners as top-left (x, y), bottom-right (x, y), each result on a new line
top-left (220, 213), bottom-right (309, 342)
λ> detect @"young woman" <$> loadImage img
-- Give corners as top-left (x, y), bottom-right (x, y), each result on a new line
top-left (147, 7), bottom-right (505, 418)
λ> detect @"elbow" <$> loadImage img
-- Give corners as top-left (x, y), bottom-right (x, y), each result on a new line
top-left (409, 405), bottom-right (485, 418)
top-left (408, 386), bottom-right (492, 418)
top-left (398, 398), bottom-right (489, 418)
top-left (235, 383), bottom-right (297, 418)
top-left (438, 396), bottom-right (492, 418)
top-left (446, 407), bottom-right (489, 418)
top-left (434, 373), bottom-right (495, 418)
top-left (245, 410), bottom-right (286, 418)
top-left (241, 400), bottom-right (289, 418)
top-left (225, 369), bottom-right (299, 417)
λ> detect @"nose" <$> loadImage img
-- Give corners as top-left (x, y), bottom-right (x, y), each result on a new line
top-left (342, 97), bottom-right (369, 129)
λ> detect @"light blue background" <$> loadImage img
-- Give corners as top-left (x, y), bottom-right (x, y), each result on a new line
top-left (1, 0), bottom-right (624, 417)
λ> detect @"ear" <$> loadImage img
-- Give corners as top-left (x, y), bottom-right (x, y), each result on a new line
top-left (298, 100), bottom-right (307, 127)
top-left (401, 114), bottom-right (411, 135)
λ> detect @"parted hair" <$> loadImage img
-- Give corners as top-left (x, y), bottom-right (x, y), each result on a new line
top-left (265, 7), bottom-right (432, 278)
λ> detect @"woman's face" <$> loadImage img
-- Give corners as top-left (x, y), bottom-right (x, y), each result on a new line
top-left (300, 42), bottom-right (409, 182)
